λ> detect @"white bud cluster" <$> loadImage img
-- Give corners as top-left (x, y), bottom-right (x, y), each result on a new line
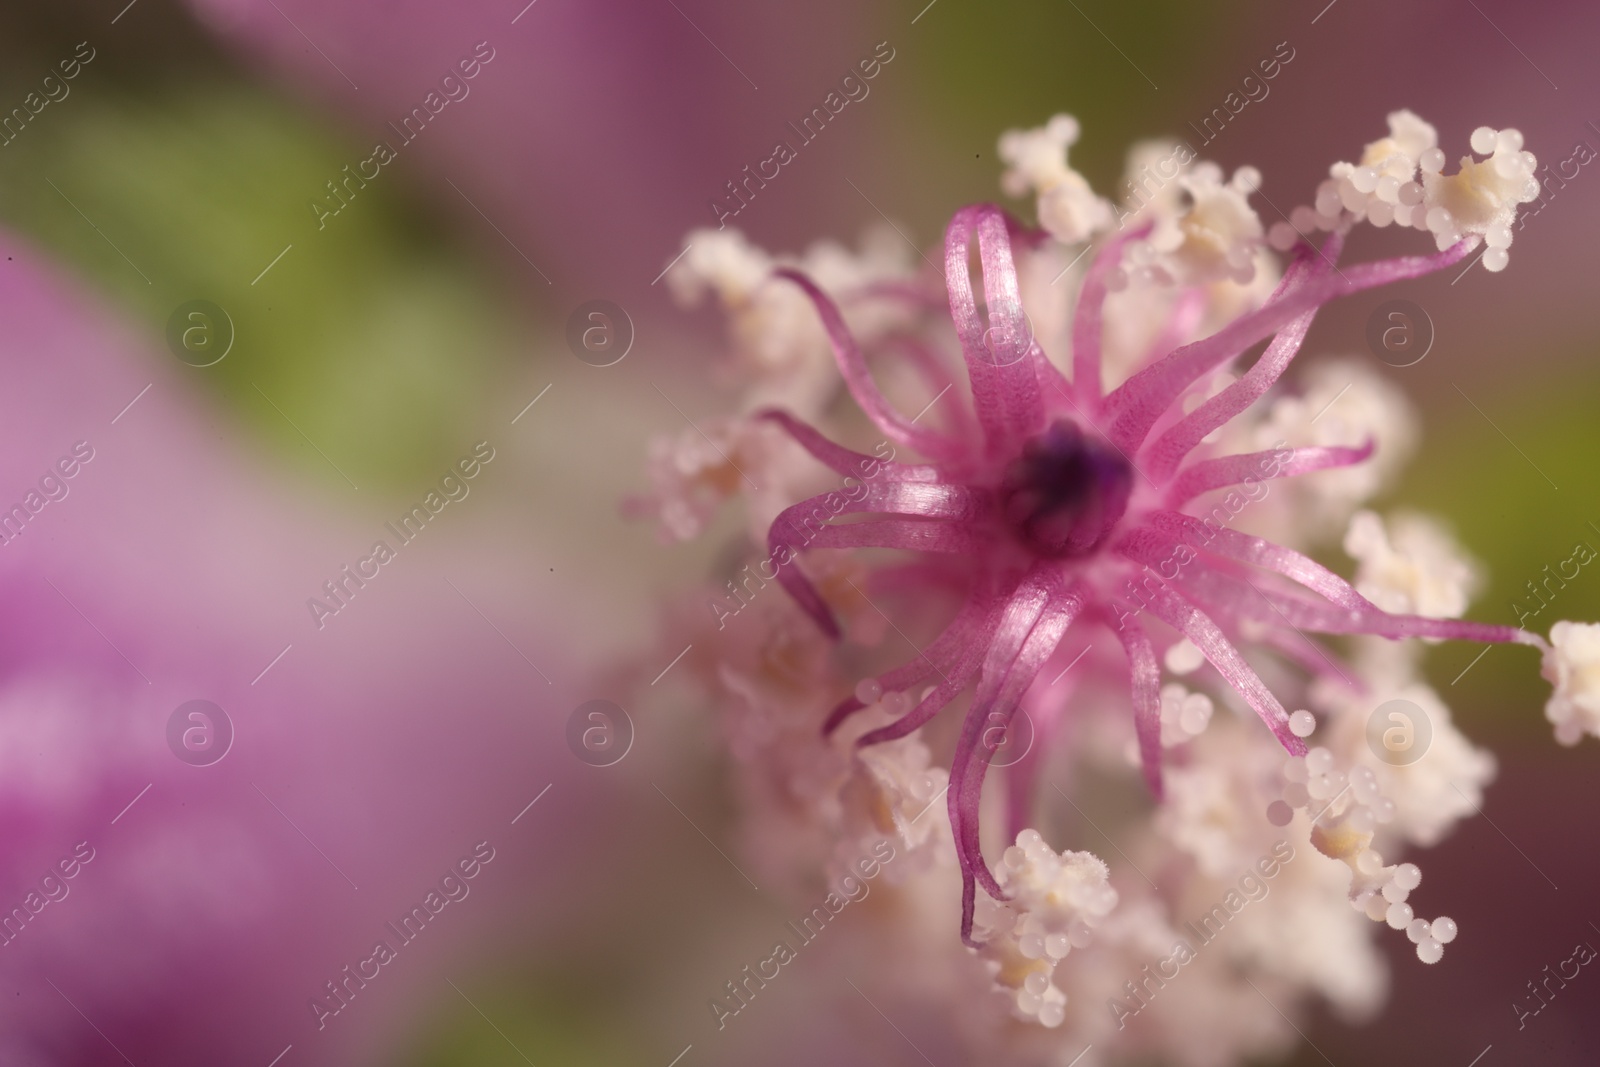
top-left (668, 228), bottom-right (773, 311)
top-left (849, 688), bottom-right (951, 867)
top-left (1541, 621), bottom-right (1600, 746)
top-left (1349, 858), bottom-right (1458, 964)
top-left (1159, 682), bottom-right (1214, 746)
top-left (1273, 110), bottom-right (1438, 247)
top-left (1225, 359), bottom-right (1420, 546)
top-left (972, 829), bottom-right (1118, 1028)
top-left (855, 728), bottom-right (947, 814)
top-left (1273, 732), bottom-right (1459, 965)
top-left (1269, 110), bottom-right (1538, 271)
top-left (1117, 163), bottom-right (1266, 289)
top-left (637, 416), bottom-right (771, 541)
top-left (1278, 745), bottom-right (1397, 835)
top-left (663, 226), bottom-right (920, 417)
top-left (1423, 125), bottom-right (1539, 269)
top-left (1343, 510), bottom-right (1481, 621)
top-left (999, 114), bottom-right (1115, 245)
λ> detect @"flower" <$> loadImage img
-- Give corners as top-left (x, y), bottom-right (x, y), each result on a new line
top-left (756, 117), bottom-right (1554, 943)
top-left (1219, 358), bottom-right (1418, 546)
top-left (640, 111), bottom-right (1591, 1064)
top-left (1342, 510), bottom-right (1480, 619)
top-left (664, 225), bottom-right (923, 416)
top-left (998, 114), bottom-right (1114, 245)
top-left (970, 830), bottom-right (1118, 1028)
top-left (1271, 110), bottom-right (1539, 274)
top-left (1542, 620), bottom-right (1600, 745)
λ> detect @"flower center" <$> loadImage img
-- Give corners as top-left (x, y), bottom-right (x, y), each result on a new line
top-left (998, 420), bottom-right (1133, 558)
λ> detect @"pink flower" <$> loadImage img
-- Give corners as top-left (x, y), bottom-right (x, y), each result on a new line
top-left (739, 119), bottom-right (1550, 947)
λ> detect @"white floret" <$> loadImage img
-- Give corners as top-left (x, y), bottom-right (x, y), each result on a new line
top-left (666, 227), bottom-right (773, 307)
top-left (1329, 111), bottom-right (1437, 232)
top-left (1343, 510), bottom-right (1481, 620)
top-left (856, 733), bottom-right (952, 858)
top-left (1225, 360), bottom-right (1419, 547)
top-left (999, 114), bottom-right (1115, 244)
top-left (634, 416), bottom-right (767, 542)
top-left (1541, 621), bottom-right (1600, 745)
top-left (1272, 111), bottom-right (1538, 270)
top-left (1137, 162), bottom-right (1266, 286)
top-left (972, 829), bottom-right (1117, 1028)
top-left (665, 226), bottom-right (918, 414)
top-left (1314, 652), bottom-right (1496, 849)
top-left (1423, 125), bottom-right (1540, 269)
top-left (1119, 138), bottom-right (1194, 220)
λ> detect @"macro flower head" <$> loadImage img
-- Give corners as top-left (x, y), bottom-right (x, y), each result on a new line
top-left (644, 109), bottom-right (1595, 1062)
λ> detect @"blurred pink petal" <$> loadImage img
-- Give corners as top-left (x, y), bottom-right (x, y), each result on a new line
top-left (185, 0), bottom-right (874, 299)
top-left (0, 233), bottom-right (609, 1066)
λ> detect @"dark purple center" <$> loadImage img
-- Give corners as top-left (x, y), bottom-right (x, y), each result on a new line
top-left (998, 420), bottom-right (1133, 558)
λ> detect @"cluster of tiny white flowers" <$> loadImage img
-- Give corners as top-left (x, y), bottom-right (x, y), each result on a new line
top-left (1158, 682), bottom-right (1215, 747)
top-left (853, 726), bottom-right (952, 874)
top-left (998, 114), bottom-right (1114, 245)
top-left (1541, 620), bottom-right (1600, 745)
top-left (1274, 739), bottom-right (1399, 838)
top-left (1348, 855), bottom-right (1458, 965)
top-left (1311, 640), bottom-right (1498, 848)
top-left (667, 226), bottom-right (772, 308)
top-left (1344, 510), bottom-right (1481, 620)
top-left (1271, 738), bottom-right (1430, 957)
top-left (1267, 689), bottom-right (1479, 968)
top-left (1119, 139), bottom-right (1192, 217)
top-left (1424, 125), bottom-right (1540, 268)
top-left (1156, 742), bottom-right (1278, 880)
top-left (1273, 109), bottom-right (1538, 271)
top-left (1226, 360), bottom-right (1419, 547)
top-left (1003, 116), bottom-right (1273, 292)
top-left (971, 829), bottom-right (1118, 1028)
top-left (633, 416), bottom-right (769, 542)
top-left (666, 225), bottom-right (918, 413)
top-left (1114, 707), bottom-right (1394, 1040)
top-left (1278, 109), bottom-right (1438, 245)
top-left (1119, 162), bottom-right (1267, 288)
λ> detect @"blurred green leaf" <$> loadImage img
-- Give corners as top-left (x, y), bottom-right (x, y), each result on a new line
top-left (0, 83), bottom-right (520, 491)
